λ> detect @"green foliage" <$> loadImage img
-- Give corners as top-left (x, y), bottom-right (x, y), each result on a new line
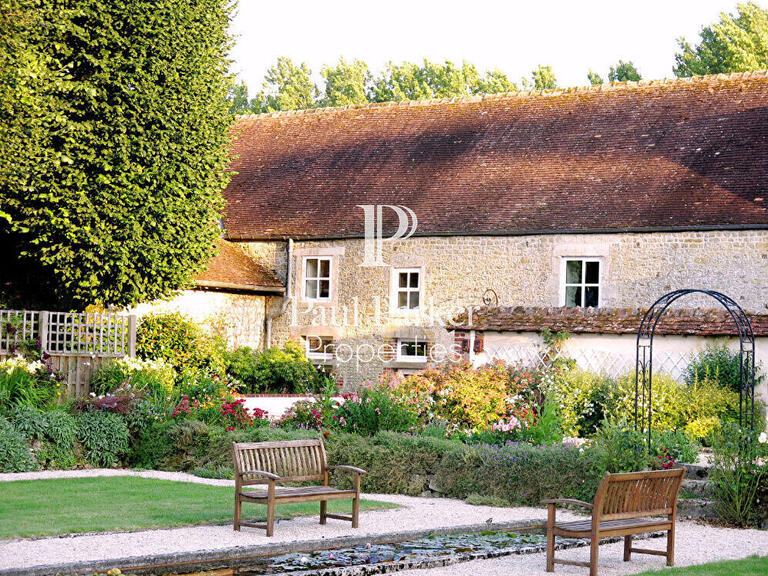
top-left (591, 420), bottom-right (648, 473)
top-left (1, 0), bottom-right (232, 309)
top-left (222, 347), bottom-right (259, 390)
top-left (249, 341), bottom-right (320, 394)
top-left (252, 57), bottom-right (318, 112)
top-left (0, 417), bottom-right (36, 472)
top-left (136, 313), bottom-right (224, 381)
top-left (608, 60), bottom-right (642, 82)
top-left (320, 58), bottom-right (371, 107)
top-left (76, 411), bottom-right (130, 467)
top-left (710, 423), bottom-right (768, 526)
top-left (517, 395), bottom-right (563, 446)
top-left (9, 405), bottom-right (48, 439)
top-left (0, 355), bottom-right (62, 410)
top-left (334, 386), bottom-right (420, 436)
top-left (523, 65), bottom-right (557, 90)
top-left (674, 2), bottom-right (768, 77)
top-left (90, 357), bottom-right (175, 398)
top-left (653, 428), bottom-right (701, 465)
top-left (554, 369), bottom-right (613, 437)
top-left (685, 342), bottom-right (763, 395)
top-left (587, 70), bottom-right (604, 85)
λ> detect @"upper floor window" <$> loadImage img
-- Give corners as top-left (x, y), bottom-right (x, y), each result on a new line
top-left (394, 268), bottom-right (421, 310)
top-left (303, 257), bottom-right (331, 301)
top-left (562, 258), bottom-right (601, 308)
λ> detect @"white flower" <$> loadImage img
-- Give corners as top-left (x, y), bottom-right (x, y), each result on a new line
top-left (759, 432), bottom-right (767, 444)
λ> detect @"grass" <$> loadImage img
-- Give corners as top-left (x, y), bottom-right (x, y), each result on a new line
top-left (0, 476), bottom-right (398, 539)
top-left (633, 556), bottom-right (768, 575)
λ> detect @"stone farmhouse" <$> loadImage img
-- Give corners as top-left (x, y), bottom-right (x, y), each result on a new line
top-left (136, 71), bottom-right (768, 399)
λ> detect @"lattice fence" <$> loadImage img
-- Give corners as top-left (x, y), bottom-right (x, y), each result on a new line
top-left (482, 343), bottom-right (692, 381)
top-left (0, 309), bottom-right (136, 397)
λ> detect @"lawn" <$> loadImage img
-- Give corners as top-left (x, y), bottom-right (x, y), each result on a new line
top-left (0, 477), bottom-right (397, 539)
top-left (634, 556), bottom-right (768, 575)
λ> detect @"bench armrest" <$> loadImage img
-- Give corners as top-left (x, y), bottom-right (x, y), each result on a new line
top-left (238, 469), bottom-right (281, 481)
top-left (540, 498), bottom-right (593, 509)
top-left (328, 465), bottom-right (367, 475)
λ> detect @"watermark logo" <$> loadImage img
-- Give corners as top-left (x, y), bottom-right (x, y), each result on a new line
top-left (358, 204), bottom-right (418, 267)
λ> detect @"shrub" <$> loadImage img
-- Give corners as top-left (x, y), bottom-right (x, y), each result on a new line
top-left (136, 313), bottom-right (225, 380)
top-left (710, 423), bottom-right (768, 527)
top-left (685, 343), bottom-right (764, 394)
top-left (333, 386), bottom-right (420, 436)
top-left (249, 341), bottom-right (321, 394)
top-left (10, 405), bottom-right (49, 439)
top-left (76, 411), bottom-right (130, 467)
top-left (653, 428), bottom-right (701, 464)
top-left (0, 417), bottom-right (36, 472)
top-left (392, 362), bottom-right (535, 431)
top-left (90, 357), bottom-right (175, 398)
top-left (223, 347), bottom-right (259, 390)
top-left (590, 420), bottom-right (648, 473)
top-left (0, 354), bottom-right (64, 410)
top-left (36, 409), bottom-right (79, 469)
top-left (553, 369), bottom-right (613, 437)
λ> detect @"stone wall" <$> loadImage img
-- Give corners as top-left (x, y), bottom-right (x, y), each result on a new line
top-left (244, 229), bottom-right (768, 388)
top-left (130, 289), bottom-right (269, 350)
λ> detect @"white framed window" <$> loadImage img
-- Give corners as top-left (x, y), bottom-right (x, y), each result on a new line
top-left (561, 258), bottom-right (601, 308)
top-left (396, 338), bottom-right (428, 362)
top-left (304, 335), bottom-right (335, 361)
top-left (303, 257), bottom-right (332, 301)
top-left (393, 268), bottom-right (421, 310)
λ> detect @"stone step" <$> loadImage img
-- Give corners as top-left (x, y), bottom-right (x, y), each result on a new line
top-left (680, 479), bottom-right (714, 498)
top-left (677, 497), bottom-right (718, 520)
top-left (681, 463), bottom-right (710, 480)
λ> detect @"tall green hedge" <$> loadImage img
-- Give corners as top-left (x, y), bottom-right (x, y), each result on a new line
top-left (0, 0), bottom-right (232, 308)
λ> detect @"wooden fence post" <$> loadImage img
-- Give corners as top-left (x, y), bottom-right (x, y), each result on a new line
top-left (39, 311), bottom-right (49, 353)
top-left (128, 315), bottom-right (137, 357)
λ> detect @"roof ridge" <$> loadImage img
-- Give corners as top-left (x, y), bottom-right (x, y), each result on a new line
top-left (235, 70), bottom-right (768, 121)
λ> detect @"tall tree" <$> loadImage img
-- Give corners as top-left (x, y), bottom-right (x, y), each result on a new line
top-left (587, 70), bottom-right (604, 85)
top-left (320, 58), bottom-right (370, 107)
top-left (0, 0), bottom-right (232, 309)
top-left (252, 57), bottom-right (317, 112)
top-left (608, 60), bottom-right (642, 82)
top-left (227, 79), bottom-right (252, 115)
top-left (371, 59), bottom-right (517, 102)
top-left (674, 2), bottom-right (768, 77)
top-left (523, 65), bottom-right (557, 90)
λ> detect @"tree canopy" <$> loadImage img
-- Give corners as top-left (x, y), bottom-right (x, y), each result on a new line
top-left (674, 2), bottom-right (768, 77)
top-left (0, 0), bottom-right (232, 309)
top-left (608, 60), bottom-right (642, 82)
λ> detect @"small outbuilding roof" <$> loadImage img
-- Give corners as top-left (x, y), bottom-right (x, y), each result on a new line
top-left (195, 239), bottom-right (283, 294)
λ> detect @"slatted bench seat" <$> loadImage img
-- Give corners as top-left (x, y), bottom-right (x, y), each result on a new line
top-left (232, 438), bottom-right (366, 536)
top-left (542, 467), bottom-right (685, 576)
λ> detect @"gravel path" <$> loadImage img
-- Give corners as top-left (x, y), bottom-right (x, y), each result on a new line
top-left (2, 469), bottom-right (766, 576)
top-left (0, 486), bottom-right (576, 572)
top-left (0, 468), bottom-right (234, 486)
top-left (397, 522), bottom-right (768, 576)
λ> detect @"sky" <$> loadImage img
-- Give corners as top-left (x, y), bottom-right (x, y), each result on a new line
top-left (229, 0), bottom-right (747, 91)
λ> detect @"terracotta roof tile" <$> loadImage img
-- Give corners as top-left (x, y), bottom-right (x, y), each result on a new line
top-left (223, 71), bottom-right (768, 240)
top-left (196, 239), bottom-right (283, 293)
top-left (454, 305), bottom-right (768, 337)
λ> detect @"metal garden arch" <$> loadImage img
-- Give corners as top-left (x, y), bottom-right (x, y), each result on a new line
top-left (635, 289), bottom-right (756, 446)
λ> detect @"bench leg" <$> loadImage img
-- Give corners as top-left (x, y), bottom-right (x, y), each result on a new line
top-left (233, 495), bottom-right (241, 531)
top-left (320, 500), bottom-right (327, 525)
top-left (589, 537), bottom-right (599, 576)
top-left (266, 499), bottom-right (275, 537)
top-left (623, 535), bottom-right (632, 561)
top-left (666, 528), bottom-right (675, 566)
top-left (545, 505), bottom-right (555, 572)
top-left (352, 495), bottom-right (360, 528)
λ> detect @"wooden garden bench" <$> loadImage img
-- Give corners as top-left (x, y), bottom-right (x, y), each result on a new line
top-left (232, 438), bottom-right (366, 536)
top-left (542, 467), bottom-right (685, 576)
